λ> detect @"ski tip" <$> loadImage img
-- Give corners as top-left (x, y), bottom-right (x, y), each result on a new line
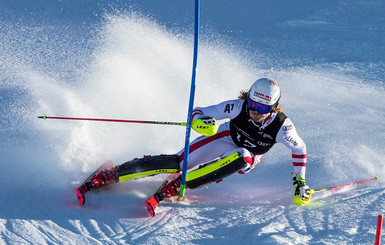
top-left (375, 176), bottom-right (379, 180)
top-left (38, 115), bottom-right (47, 120)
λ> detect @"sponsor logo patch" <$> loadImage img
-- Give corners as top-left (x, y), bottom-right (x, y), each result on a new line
top-left (282, 125), bottom-right (293, 131)
top-left (255, 92), bottom-right (271, 101)
top-left (258, 131), bottom-right (273, 139)
top-left (257, 141), bottom-right (271, 147)
top-left (285, 136), bottom-right (298, 147)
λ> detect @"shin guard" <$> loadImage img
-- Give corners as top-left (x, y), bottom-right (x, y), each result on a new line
top-left (186, 152), bottom-right (247, 189)
top-left (117, 155), bottom-right (180, 182)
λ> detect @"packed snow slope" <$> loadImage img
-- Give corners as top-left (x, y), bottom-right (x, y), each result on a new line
top-left (1, 0), bottom-right (385, 244)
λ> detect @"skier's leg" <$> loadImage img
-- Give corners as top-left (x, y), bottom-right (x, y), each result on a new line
top-left (115, 123), bottom-right (233, 188)
top-left (77, 155), bottom-right (180, 206)
top-left (88, 155), bottom-right (180, 190)
top-left (177, 123), bottom-right (237, 170)
top-left (116, 154), bottom-right (180, 182)
top-left (186, 151), bottom-right (248, 189)
top-left (146, 151), bottom-right (248, 209)
top-left (175, 123), bottom-right (253, 189)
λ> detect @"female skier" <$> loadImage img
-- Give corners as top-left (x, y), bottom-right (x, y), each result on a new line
top-left (76, 78), bottom-right (311, 212)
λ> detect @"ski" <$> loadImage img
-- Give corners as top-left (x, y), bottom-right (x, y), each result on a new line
top-left (145, 172), bottom-right (182, 217)
top-left (75, 160), bottom-right (115, 206)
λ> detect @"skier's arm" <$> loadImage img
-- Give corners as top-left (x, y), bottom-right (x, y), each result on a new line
top-left (191, 99), bottom-right (243, 136)
top-left (276, 118), bottom-right (311, 204)
top-left (192, 99), bottom-right (244, 121)
top-left (275, 118), bottom-right (307, 177)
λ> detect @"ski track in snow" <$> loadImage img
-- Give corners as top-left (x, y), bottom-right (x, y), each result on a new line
top-left (1, 184), bottom-right (384, 244)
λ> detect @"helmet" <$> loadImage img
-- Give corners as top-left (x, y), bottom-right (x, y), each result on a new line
top-left (248, 78), bottom-right (281, 114)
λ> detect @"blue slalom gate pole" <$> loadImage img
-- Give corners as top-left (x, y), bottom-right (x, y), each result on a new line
top-left (178, 0), bottom-right (200, 201)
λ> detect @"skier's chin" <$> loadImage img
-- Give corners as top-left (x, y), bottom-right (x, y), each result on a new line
top-left (249, 112), bottom-right (270, 124)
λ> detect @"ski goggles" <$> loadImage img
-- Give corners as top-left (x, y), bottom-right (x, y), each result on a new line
top-left (247, 98), bottom-right (271, 114)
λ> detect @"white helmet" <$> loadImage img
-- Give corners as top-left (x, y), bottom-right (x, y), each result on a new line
top-left (248, 78), bottom-right (281, 113)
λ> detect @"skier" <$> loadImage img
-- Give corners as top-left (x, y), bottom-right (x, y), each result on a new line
top-left (76, 78), bottom-right (312, 212)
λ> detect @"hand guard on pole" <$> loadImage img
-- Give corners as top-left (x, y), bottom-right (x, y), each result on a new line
top-left (191, 116), bottom-right (218, 136)
top-left (292, 173), bottom-right (312, 205)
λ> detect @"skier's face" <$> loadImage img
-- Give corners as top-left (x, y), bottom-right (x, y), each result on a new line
top-left (249, 110), bottom-right (271, 123)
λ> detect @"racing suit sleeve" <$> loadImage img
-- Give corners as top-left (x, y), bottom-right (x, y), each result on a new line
top-left (275, 118), bottom-right (307, 177)
top-left (192, 99), bottom-right (244, 121)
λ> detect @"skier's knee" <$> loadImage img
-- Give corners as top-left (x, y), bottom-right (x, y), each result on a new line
top-left (186, 152), bottom-right (247, 189)
top-left (230, 148), bottom-right (260, 175)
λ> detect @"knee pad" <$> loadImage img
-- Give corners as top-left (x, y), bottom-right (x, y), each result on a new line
top-left (186, 152), bottom-right (247, 189)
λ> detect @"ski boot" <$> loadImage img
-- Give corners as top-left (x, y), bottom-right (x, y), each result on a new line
top-left (161, 174), bottom-right (182, 198)
top-left (76, 161), bottom-right (119, 206)
top-left (90, 167), bottom-right (119, 189)
top-left (145, 173), bottom-right (183, 217)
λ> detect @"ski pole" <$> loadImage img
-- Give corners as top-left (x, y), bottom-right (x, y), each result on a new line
top-left (38, 115), bottom-right (187, 126)
top-left (312, 176), bottom-right (379, 193)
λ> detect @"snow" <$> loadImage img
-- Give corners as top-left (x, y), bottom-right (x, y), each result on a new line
top-left (1, 0), bottom-right (385, 244)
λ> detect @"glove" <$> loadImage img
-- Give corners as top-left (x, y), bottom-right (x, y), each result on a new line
top-left (191, 116), bottom-right (219, 136)
top-left (292, 173), bottom-right (312, 205)
top-left (238, 155), bottom-right (260, 174)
